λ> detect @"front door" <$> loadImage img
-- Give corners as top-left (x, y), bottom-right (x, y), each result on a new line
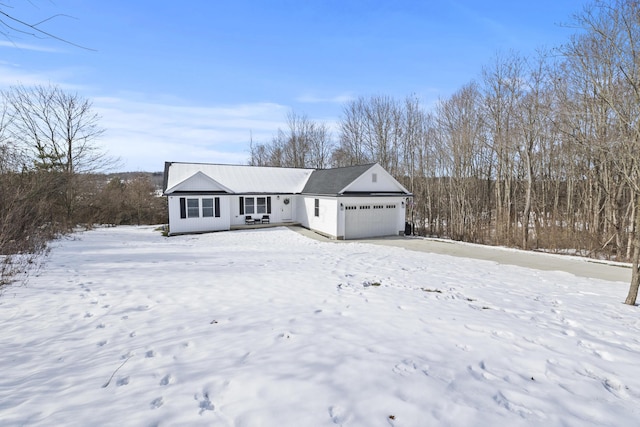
top-left (281, 197), bottom-right (292, 221)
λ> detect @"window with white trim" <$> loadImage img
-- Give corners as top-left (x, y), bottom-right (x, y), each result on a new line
top-left (245, 197), bottom-right (255, 214)
top-left (256, 197), bottom-right (267, 214)
top-left (187, 198), bottom-right (199, 218)
top-left (239, 196), bottom-right (271, 215)
top-left (180, 197), bottom-right (220, 219)
top-left (202, 198), bottom-right (214, 217)
top-left (314, 199), bottom-right (320, 217)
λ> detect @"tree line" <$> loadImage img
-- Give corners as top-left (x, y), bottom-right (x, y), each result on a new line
top-left (249, 0), bottom-right (639, 305)
top-left (0, 84), bottom-right (166, 287)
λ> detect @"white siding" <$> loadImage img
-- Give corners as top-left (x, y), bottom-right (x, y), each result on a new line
top-left (167, 195), bottom-right (230, 235)
top-left (342, 164), bottom-right (409, 193)
top-left (166, 171), bottom-right (229, 193)
top-left (299, 196), bottom-right (338, 238)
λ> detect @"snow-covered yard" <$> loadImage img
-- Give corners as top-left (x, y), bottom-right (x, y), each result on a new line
top-left (1, 226), bottom-right (639, 426)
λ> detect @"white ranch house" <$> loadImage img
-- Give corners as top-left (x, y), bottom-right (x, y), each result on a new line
top-left (163, 162), bottom-right (412, 240)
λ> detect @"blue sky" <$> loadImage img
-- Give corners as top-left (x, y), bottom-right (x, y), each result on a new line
top-left (1, 1), bottom-right (584, 172)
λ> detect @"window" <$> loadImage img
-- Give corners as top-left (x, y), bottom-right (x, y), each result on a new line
top-left (314, 199), bottom-right (319, 217)
top-left (240, 196), bottom-right (271, 215)
top-left (256, 197), bottom-right (267, 214)
top-left (202, 198), bottom-right (214, 217)
top-left (372, 173), bottom-right (377, 183)
top-left (180, 197), bottom-right (220, 219)
top-left (187, 198), bottom-right (199, 218)
top-left (245, 197), bottom-right (255, 214)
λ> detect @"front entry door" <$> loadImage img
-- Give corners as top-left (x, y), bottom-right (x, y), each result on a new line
top-left (281, 197), bottom-right (292, 221)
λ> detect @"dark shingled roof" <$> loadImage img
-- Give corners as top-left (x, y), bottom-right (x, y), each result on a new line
top-left (301, 163), bottom-right (375, 195)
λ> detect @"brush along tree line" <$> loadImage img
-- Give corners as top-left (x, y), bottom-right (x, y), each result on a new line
top-left (249, 0), bottom-right (639, 305)
top-left (0, 84), bottom-right (167, 287)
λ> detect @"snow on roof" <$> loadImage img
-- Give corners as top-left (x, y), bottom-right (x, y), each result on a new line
top-left (164, 162), bottom-right (315, 194)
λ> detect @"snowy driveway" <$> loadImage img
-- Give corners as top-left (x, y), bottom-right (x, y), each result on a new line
top-left (291, 226), bottom-right (631, 283)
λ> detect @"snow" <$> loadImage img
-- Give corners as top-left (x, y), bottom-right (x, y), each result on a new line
top-left (164, 163), bottom-right (314, 194)
top-left (1, 226), bottom-right (639, 426)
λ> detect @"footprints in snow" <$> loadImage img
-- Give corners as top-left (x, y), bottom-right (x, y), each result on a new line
top-left (116, 376), bottom-right (130, 386)
top-left (76, 279), bottom-right (210, 414)
top-left (78, 280), bottom-right (183, 407)
top-left (160, 374), bottom-right (174, 386)
top-left (196, 391), bottom-right (215, 414)
top-left (148, 375), bottom-right (178, 411)
top-left (150, 396), bottom-right (164, 409)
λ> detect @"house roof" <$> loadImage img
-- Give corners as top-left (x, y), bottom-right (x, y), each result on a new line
top-left (301, 164), bottom-right (376, 195)
top-left (164, 161), bottom-right (411, 196)
top-left (164, 162), bottom-right (314, 194)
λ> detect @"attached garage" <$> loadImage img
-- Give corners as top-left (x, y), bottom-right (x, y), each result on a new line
top-left (344, 202), bottom-right (401, 239)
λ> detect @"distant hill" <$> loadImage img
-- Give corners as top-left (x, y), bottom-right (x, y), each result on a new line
top-left (103, 171), bottom-right (164, 191)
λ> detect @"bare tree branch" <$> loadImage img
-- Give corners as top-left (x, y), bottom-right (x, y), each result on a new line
top-left (0, 5), bottom-right (95, 51)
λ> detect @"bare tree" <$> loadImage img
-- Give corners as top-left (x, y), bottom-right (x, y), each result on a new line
top-left (4, 84), bottom-right (112, 221)
top-left (563, 0), bottom-right (640, 305)
top-left (515, 52), bottom-right (555, 249)
top-left (482, 52), bottom-right (524, 245)
top-left (248, 111), bottom-right (334, 169)
top-left (307, 120), bottom-right (334, 169)
top-left (5, 84), bottom-right (108, 173)
top-left (435, 83), bottom-right (488, 241)
top-left (336, 97), bottom-right (371, 166)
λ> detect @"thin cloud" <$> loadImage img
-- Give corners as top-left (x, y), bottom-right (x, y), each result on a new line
top-left (0, 63), bottom-right (88, 91)
top-left (0, 40), bottom-right (61, 53)
top-left (296, 92), bottom-right (355, 104)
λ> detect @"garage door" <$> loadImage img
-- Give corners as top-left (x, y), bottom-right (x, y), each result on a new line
top-left (344, 203), bottom-right (400, 239)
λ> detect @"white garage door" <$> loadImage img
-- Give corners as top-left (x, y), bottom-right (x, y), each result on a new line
top-left (344, 203), bottom-right (400, 239)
